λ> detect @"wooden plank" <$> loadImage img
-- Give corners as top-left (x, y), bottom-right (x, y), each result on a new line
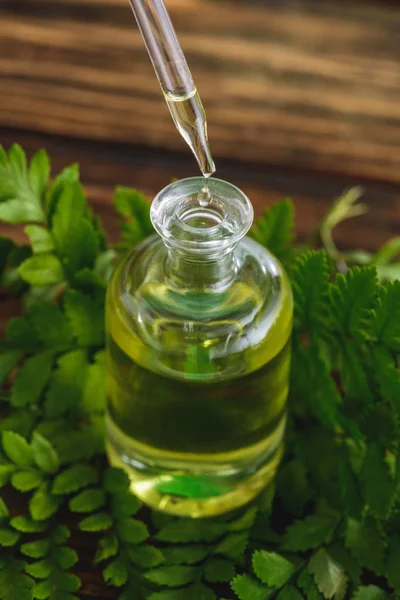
top-left (1, 1), bottom-right (400, 182)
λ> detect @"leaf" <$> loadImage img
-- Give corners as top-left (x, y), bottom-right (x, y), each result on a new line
top-left (204, 558), bottom-right (235, 583)
top-left (33, 572), bottom-right (80, 598)
top-left (110, 491), bottom-right (140, 518)
top-left (10, 352), bottom-right (54, 407)
top-left (338, 340), bottom-right (372, 402)
top-left (216, 532), bottom-right (248, 560)
top-left (0, 145), bottom-right (45, 224)
top-left (276, 586), bottom-right (304, 600)
top-left (0, 350), bottom-right (22, 387)
top-left (28, 149), bottom-right (50, 200)
top-left (6, 316), bottom-right (39, 350)
top-left (277, 460), bottom-right (312, 516)
top-left (329, 267), bottom-right (377, 342)
top-left (0, 464), bottom-right (15, 487)
top-left (25, 559), bottom-right (52, 579)
top-left (128, 545), bottom-right (164, 568)
top-left (115, 518), bottom-right (148, 543)
top-left (2, 431), bottom-right (34, 466)
top-left (156, 519), bottom-right (226, 543)
top-left (51, 181), bottom-right (86, 248)
top-left (46, 163), bottom-right (80, 222)
top-left (252, 551), bottom-right (295, 588)
top-left (103, 556), bottom-right (128, 587)
top-left (55, 547), bottom-right (78, 569)
top-left (229, 506), bottom-right (258, 531)
top-left (29, 303), bottom-right (72, 350)
top-left (148, 587), bottom-right (215, 600)
top-left (11, 469), bottom-right (43, 491)
top-left (81, 351), bottom-right (106, 414)
top-left (45, 350), bottom-right (88, 417)
top-left (282, 515), bottom-right (338, 552)
top-left (291, 251), bottom-right (330, 335)
top-left (231, 574), bottom-right (271, 600)
top-left (386, 534), bottom-right (400, 594)
top-left (0, 555), bottom-right (34, 600)
top-left (24, 225), bottom-right (54, 254)
top-left (114, 187), bottom-right (153, 246)
top-left (10, 516), bottom-right (47, 533)
top-left (103, 468), bottom-right (130, 493)
top-left (0, 498), bottom-right (8, 518)
top-left (21, 539), bottom-right (50, 559)
top-left (79, 512), bottom-right (113, 532)
top-left (31, 431), bottom-right (59, 474)
top-left (291, 341), bottom-right (340, 429)
top-left (94, 534), bottom-right (119, 563)
top-left (18, 254), bottom-right (64, 285)
top-left (30, 483), bottom-right (61, 521)
top-left (162, 545), bottom-right (210, 565)
top-left (297, 570), bottom-right (323, 600)
top-left (352, 586), bottom-right (388, 600)
top-left (69, 488), bottom-right (106, 513)
top-left (52, 463), bottom-right (99, 494)
top-left (372, 281), bottom-right (400, 352)
top-left (308, 548), bottom-right (347, 600)
top-left (0, 527), bottom-right (20, 546)
top-left (345, 517), bottom-right (385, 574)
top-left (63, 290), bottom-right (104, 346)
top-left (145, 565), bottom-right (198, 587)
top-left (250, 199), bottom-right (294, 262)
top-left (361, 443), bottom-right (396, 519)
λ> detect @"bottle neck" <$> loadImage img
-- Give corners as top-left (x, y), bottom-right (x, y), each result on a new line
top-left (166, 247), bottom-right (236, 291)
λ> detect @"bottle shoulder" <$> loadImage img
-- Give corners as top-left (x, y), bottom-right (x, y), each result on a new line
top-left (107, 235), bottom-right (293, 381)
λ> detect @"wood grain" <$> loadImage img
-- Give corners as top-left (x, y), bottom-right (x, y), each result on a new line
top-left (1, 0), bottom-right (400, 183)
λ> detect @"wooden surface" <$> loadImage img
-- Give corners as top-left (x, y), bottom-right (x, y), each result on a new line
top-left (1, 0), bottom-right (400, 183)
top-left (1, 0), bottom-right (400, 597)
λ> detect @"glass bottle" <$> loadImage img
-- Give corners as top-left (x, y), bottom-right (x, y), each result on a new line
top-left (105, 177), bottom-right (293, 518)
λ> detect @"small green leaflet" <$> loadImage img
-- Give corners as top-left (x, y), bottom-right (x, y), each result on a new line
top-left (114, 187), bottom-right (154, 248)
top-left (250, 199), bottom-right (294, 264)
top-left (252, 551), bottom-right (295, 588)
top-left (308, 548), bottom-right (347, 600)
top-left (18, 253), bottom-right (64, 286)
top-left (24, 225), bottom-right (54, 254)
top-left (352, 586), bottom-right (388, 600)
top-left (344, 518), bottom-right (385, 574)
top-left (0, 144), bottom-right (46, 224)
top-left (2, 430), bottom-right (34, 467)
top-left (291, 250), bottom-right (330, 336)
top-left (63, 290), bottom-right (105, 347)
top-left (231, 574), bottom-right (271, 600)
top-left (386, 535), bottom-right (400, 595)
top-left (361, 443), bottom-right (396, 519)
top-left (9, 351), bottom-right (54, 407)
top-left (282, 515), bottom-right (338, 552)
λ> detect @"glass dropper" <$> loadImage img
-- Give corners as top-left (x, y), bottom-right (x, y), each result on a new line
top-left (128, 0), bottom-right (215, 178)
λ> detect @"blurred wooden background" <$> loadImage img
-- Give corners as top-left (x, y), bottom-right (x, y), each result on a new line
top-left (0, 1), bottom-right (400, 597)
top-left (1, 0), bottom-right (400, 252)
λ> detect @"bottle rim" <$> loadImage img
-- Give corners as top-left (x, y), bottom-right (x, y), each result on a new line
top-left (150, 177), bottom-right (254, 255)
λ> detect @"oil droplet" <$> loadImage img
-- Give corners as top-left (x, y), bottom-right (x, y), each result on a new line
top-left (198, 181), bottom-right (212, 207)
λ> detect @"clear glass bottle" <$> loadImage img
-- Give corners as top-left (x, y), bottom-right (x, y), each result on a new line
top-left (106, 177), bottom-right (293, 518)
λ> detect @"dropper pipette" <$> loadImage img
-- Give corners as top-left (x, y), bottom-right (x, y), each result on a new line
top-left (128, 0), bottom-right (215, 178)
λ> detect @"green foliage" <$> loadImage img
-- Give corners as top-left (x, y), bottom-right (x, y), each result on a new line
top-left (249, 198), bottom-right (294, 265)
top-left (23, 526), bottom-right (80, 599)
top-left (0, 144), bottom-right (399, 599)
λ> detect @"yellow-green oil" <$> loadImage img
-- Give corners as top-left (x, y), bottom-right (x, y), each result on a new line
top-left (105, 239), bottom-right (292, 517)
